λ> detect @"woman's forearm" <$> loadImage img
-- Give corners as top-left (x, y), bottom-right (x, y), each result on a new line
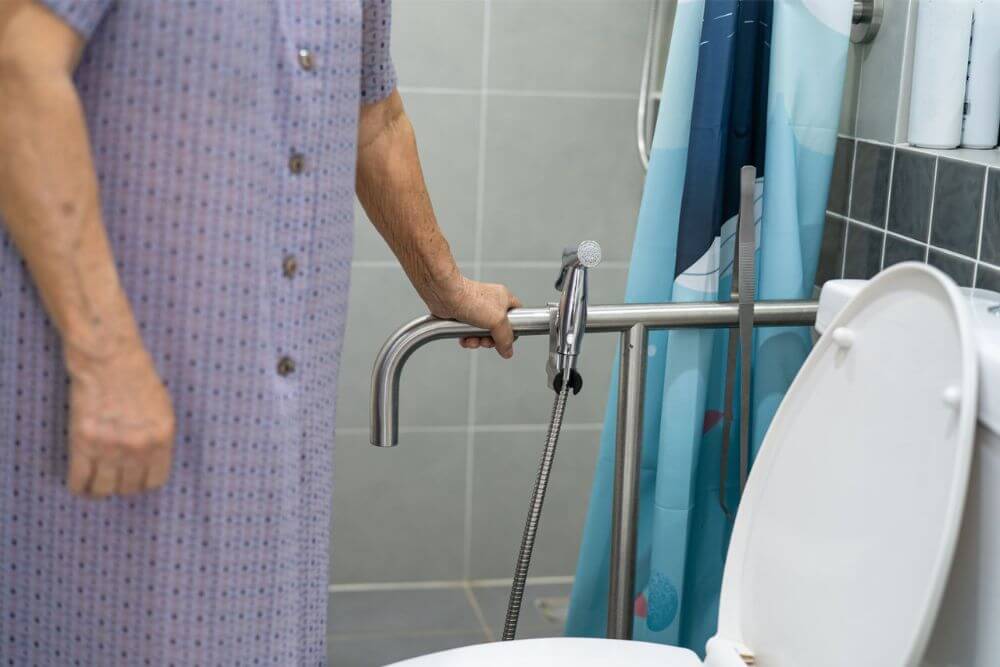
top-left (0, 6), bottom-right (140, 356)
top-left (355, 90), bottom-right (464, 309)
top-left (354, 90), bottom-right (521, 357)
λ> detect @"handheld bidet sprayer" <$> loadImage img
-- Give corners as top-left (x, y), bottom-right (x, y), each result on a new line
top-left (503, 240), bottom-right (602, 642)
top-left (548, 240), bottom-right (603, 395)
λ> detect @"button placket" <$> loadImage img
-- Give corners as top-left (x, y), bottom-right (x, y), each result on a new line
top-left (277, 39), bottom-right (319, 380)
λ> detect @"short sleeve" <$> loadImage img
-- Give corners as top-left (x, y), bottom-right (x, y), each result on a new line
top-left (360, 0), bottom-right (397, 104)
top-left (37, 0), bottom-right (114, 40)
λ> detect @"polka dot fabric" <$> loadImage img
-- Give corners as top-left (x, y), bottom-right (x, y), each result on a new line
top-left (0, 1), bottom-right (395, 665)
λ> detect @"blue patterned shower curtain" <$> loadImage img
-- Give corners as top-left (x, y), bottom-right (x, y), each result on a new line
top-left (566, 0), bottom-right (852, 654)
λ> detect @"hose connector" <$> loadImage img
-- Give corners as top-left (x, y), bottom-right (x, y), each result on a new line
top-left (547, 240), bottom-right (602, 394)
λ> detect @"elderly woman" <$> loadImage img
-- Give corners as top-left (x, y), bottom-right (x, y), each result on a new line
top-left (0, 1), bottom-right (518, 663)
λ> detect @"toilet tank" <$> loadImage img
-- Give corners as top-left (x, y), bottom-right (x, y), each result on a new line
top-left (816, 278), bottom-right (1000, 666)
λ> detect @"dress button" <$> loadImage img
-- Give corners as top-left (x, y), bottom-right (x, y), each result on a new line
top-left (282, 255), bottom-right (298, 279)
top-left (277, 356), bottom-right (296, 377)
top-left (288, 152), bottom-right (305, 175)
top-left (297, 48), bottom-right (314, 71)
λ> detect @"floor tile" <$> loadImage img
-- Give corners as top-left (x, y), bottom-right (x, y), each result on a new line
top-left (471, 583), bottom-right (571, 639)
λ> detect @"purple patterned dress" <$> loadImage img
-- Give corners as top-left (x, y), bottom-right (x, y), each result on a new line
top-left (0, 1), bottom-right (395, 664)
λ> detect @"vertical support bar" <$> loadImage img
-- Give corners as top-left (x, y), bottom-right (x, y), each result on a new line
top-left (607, 324), bottom-right (648, 639)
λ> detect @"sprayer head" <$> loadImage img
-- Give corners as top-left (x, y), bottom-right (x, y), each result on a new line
top-left (576, 240), bottom-right (602, 268)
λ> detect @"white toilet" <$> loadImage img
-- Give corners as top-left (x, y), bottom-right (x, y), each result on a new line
top-left (390, 263), bottom-right (1000, 667)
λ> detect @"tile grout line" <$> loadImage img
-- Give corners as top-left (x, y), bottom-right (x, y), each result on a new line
top-left (328, 628), bottom-right (486, 642)
top-left (335, 423), bottom-right (605, 436)
top-left (841, 137), bottom-right (860, 278)
top-left (851, 41), bottom-right (865, 139)
top-left (974, 168), bottom-right (990, 286)
top-left (463, 0), bottom-right (494, 581)
top-left (837, 135), bottom-right (1000, 170)
top-left (328, 575), bottom-right (575, 593)
top-left (924, 157), bottom-right (939, 262)
top-left (462, 581), bottom-right (495, 641)
top-left (880, 146), bottom-right (897, 269)
top-left (826, 211), bottom-right (985, 266)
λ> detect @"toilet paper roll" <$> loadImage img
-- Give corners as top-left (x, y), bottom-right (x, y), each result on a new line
top-left (908, 0), bottom-right (975, 149)
top-left (961, 0), bottom-right (1000, 148)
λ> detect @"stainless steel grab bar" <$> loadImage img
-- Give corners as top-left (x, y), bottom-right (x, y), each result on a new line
top-left (369, 298), bottom-right (818, 639)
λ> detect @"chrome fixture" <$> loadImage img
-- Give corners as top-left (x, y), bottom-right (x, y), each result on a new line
top-left (852, 0), bottom-right (883, 44)
top-left (637, 0), bottom-right (676, 171)
top-left (370, 297), bottom-right (818, 639)
top-left (548, 241), bottom-right (602, 394)
top-left (637, 0), bottom-right (881, 170)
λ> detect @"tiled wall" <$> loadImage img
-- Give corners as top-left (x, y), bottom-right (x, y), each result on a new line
top-left (820, 139), bottom-right (1000, 290)
top-left (331, 0), bottom-right (648, 585)
top-left (821, 0), bottom-right (1000, 291)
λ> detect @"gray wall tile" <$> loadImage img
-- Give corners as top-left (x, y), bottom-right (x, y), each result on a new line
top-left (843, 223), bottom-right (884, 279)
top-left (887, 149), bottom-right (934, 241)
top-left (849, 142), bottom-right (892, 226)
top-left (856, 0), bottom-right (912, 143)
top-left (331, 432), bottom-right (467, 584)
top-left (482, 95), bottom-right (642, 262)
top-left (977, 265), bottom-right (1000, 292)
top-left (816, 215), bottom-right (846, 286)
top-left (469, 428), bottom-right (601, 579)
top-left (392, 0), bottom-right (485, 89)
top-left (931, 159), bottom-right (985, 257)
top-left (473, 265), bottom-right (627, 427)
top-left (827, 138), bottom-right (854, 216)
top-left (329, 588), bottom-right (481, 636)
top-left (354, 92), bottom-right (481, 262)
top-left (980, 169), bottom-right (1000, 266)
top-left (883, 235), bottom-right (925, 267)
top-left (336, 265), bottom-right (471, 429)
top-left (928, 250), bottom-right (975, 287)
top-left (488, 0), bottom-right (649, 93)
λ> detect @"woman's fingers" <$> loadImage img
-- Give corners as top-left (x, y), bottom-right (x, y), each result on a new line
top-left (67, 449), bottom-right (94, 496)
top-left (89, 461), bottom-right (119, 498)
top-left (145, 447), bottom-right (172, 491)
top-left (118, 457), bottom-right (145, 495)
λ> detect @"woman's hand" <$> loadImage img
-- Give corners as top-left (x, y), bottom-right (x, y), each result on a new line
top-left (422, 274), bottom-right (522, 359)
top-left (64, 336), bottom-right (176, 498)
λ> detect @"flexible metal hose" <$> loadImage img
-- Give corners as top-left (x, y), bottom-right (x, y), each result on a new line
top-left (502, 382), bottom-right (572, 641)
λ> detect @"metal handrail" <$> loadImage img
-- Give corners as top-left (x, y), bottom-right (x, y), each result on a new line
top-left (636, 0), bottom-right (660, 171)
top-left (369, 299), bottom-right (818, 639)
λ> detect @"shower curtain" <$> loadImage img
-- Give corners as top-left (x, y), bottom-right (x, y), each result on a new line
top-left (566, 0), bottom-right (852, 654)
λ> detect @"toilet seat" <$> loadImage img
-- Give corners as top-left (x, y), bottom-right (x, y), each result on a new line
top-left (713, 263), bottom-right (978, 666)
top-left (388, 264), bottom-right (979, 667)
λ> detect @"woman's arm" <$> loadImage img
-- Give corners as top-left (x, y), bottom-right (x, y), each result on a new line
top-left (0, 0), bottom-right (174, 497)
top-left (355, 90), bottom-right (521, 358)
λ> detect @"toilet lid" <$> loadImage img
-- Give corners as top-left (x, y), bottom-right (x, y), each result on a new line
top-left (386, 638), bottom-right (701, 667)
top-left (716, 263), bottom-right (979, 667)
